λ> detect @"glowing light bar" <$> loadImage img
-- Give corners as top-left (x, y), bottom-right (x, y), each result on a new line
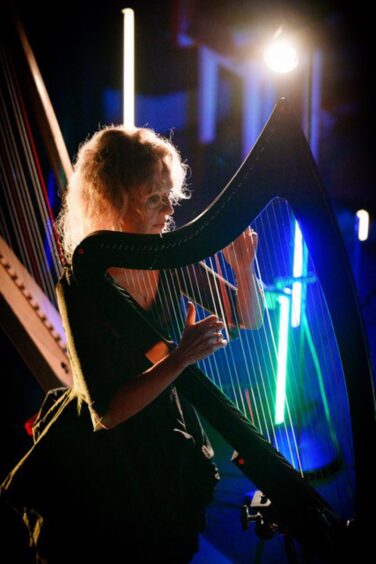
top-left (291, 221), bottom-right (303, 327)
top-left (275, 295), bottom-right (290, 425)
top-left (356, 209), bottom-right (369, 241)
top-left (198, 47), bottom-right (218, 144)
top-left (122, 8), bottom-right (135, 127)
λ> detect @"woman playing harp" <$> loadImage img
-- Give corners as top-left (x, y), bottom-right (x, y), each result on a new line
top-left (11, 125), bottom-right (264, 563)
top-left (1, 124), bottom-right (348, 563)
top-left (60, 125), bottom-right (265, 434)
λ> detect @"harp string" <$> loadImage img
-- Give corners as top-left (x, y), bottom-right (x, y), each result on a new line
top-left (204, 253), bottom-right (248, 413)
top-left (259, 200), bottom-right (328, 473)
top-left (130, 228), bottom-right (302, 466)
top-left (0, 45), bottom-right (61, 305)
top-left (266, 199), bottom-right (353, 512)
top-left (176, 262), bottom-right (224, 390)
top-left (203, 221), bottom-right (297, 463)
top-left (270, 202), bottom-right (310, 469)
top-left (267, 201), bottom-right (307, 468)
top-left (287, 205), bottom-right (344, 480)
top-left (139, 221), bottom-right (302, 466)
top-left (199, 256), bottom-right (237, 394)
top-left (186, 253), bottom-right (251, 411)
top-left (227, 233), bottom-right (283, 444)
top-left (246, 255), bottom-right (279, 441)
top-left (214, 249), bottom-right (275, 440)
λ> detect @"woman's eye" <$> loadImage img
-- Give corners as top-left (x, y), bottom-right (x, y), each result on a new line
top-left (146, 195), bottom-right (161, 207)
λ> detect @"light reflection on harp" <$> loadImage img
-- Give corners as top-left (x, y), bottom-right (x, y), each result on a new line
top-left (0, 11), bottom-right (72, 390)
top-left (73, 100), bottom-right (375, 540)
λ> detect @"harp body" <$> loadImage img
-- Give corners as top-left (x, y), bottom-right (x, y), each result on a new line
top-left (73, 100), bottom-right (375, 538)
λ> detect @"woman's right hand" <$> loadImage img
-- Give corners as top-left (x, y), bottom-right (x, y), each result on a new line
top-left (173, 302), bottom-right (227, 370)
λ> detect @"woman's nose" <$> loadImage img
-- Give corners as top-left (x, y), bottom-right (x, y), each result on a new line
top-left (162, 197), bottom-right (174, 216)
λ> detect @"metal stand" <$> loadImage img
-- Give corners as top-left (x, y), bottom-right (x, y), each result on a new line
top-left (241, 490), bottom-right (299, 564)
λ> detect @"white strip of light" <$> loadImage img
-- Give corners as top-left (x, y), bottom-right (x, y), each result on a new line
top-left (356, 209), bottom-right (369, 241)
top-left (122, 8), bottom-right (135, 127)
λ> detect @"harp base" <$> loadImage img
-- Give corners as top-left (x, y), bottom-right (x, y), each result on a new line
top-left (241, 489), bottom-right (357, 562)
top-left (241, 489), bottom-right (281, 538)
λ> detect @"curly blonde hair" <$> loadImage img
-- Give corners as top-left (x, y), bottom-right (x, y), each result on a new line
top-left (56, 125), bottom-right (190, 263)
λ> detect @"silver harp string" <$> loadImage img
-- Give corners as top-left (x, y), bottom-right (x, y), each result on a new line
top-left (0, 40), bottom-right (61, 304)
top-left (0, 13), bottom-right (73, 390)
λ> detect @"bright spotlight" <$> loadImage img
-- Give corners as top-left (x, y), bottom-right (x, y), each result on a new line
top-left (264, 37), bottom-right (299, 73)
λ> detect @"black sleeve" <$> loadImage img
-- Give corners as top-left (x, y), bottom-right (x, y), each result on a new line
top-left (56, 271), bottom-right (150, 418)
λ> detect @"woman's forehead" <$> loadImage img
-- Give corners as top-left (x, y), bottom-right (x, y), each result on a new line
top-left (140, 182), bottom-right (173, 197)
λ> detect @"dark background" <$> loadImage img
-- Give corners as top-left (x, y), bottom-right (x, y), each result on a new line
top-left (11, 0), bottom-right (374, 212)
top-left (1, 1), bottom-right (375, 560)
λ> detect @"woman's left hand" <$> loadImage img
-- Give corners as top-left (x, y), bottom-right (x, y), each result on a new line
top-left (223, 227), bottom-right (258, 272)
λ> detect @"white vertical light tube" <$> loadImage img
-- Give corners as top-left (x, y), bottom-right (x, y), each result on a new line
top-left (122, 8), bottom-right (135, 127)
top-left (198, 47), bottom-right (218, 144)
top-left (356, 209), bottom-right (369, 241)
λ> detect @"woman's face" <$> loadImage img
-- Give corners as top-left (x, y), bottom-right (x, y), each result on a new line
top-left (120, 185), bottom-right (174, 235)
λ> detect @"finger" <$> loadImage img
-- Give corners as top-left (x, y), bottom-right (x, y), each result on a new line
top-left (214, 331), bottom-right (225, 343)
top-left (209, 335), bottom-right (228, 348)
top-left (185, 301), bottom-right (196, 326)
top-left (203, 332), bottom-right (226, 346)
top-left (192, 336), bottom-right (228, 361)
top-left (196, 315), bottom-right (224, 328)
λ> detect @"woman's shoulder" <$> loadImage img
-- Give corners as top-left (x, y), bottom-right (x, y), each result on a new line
top-left (56, 265), bottom-right (104, 301)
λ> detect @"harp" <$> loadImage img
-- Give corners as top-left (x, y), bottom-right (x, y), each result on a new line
top-left (0, 10), bottom-right (73, 393)
top-left (1, 7), bottom-right (373, 560)
top-left (72, 99), bottom-right (375, 554)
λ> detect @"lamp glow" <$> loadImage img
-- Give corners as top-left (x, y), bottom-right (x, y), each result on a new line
top-left (356, 209), bottom-right (369, 241)
top-left (264, 38), bottom-right (299, 73)
top-left (122, 8), bottom-right (135, 127)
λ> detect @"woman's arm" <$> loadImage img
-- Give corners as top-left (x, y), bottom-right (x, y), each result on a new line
top-left (223, 228), bottom-right (265, 329)
top-left (100, 302), bottom-right (226, 430)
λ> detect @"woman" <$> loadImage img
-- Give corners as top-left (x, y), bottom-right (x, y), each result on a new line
top-left (58, 126), bottom-right (263, 432)
top-left (1, 125), bottom-right (350, 563)
top-left (1, 125), bottom-right (263, 564)
top-left (60, 125), bottom-right (264, 557)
